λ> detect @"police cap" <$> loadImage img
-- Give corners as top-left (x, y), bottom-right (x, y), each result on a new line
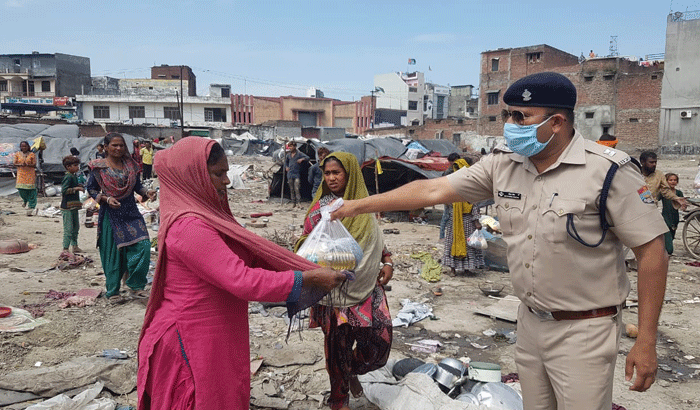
top-left (503, 72), bottom-right (577, 109)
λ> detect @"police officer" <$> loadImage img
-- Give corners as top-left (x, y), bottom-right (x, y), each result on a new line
top-left (332, 72), bottom-right (668, 410)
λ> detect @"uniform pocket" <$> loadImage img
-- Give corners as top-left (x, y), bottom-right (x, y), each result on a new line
top-left (495, 194), bottom-right (527, 235)
top-left (542, 197), bottom-right (587, 243)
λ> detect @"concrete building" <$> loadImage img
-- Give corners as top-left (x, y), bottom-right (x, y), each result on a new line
top-left (76, 85), bottom-right (231, 127)
top-left (374, 71), bottom-right (426, 126)
top-left (479, 44), bottom-right (664, 150)
top-left (424, 83), bottom-right (449, 120)
top-left (659, 10), bottom-right (700, 154)
top-left (0, 52), bottom-right (90, 114)
top-left (151, 65), bottom-right (197, 96)
top-left (448, 84), bottom-right (478, 118)
top-left (230, 94), bottom-right (374, 135)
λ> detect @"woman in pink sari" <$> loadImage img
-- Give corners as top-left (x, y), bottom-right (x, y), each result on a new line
top-left (137, 137), bottom-right (345, 410)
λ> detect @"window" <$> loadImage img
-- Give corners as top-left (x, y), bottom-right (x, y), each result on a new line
top-left (423, 95), bottom-right (428, 111)
top-left (409, 87), bottom-right (418, 93)
top-left (0, 80), bottom-right (7, 92)
top-left (163, 106), bottom-right (181, 120)
top-left (220, 87), bottom-right (230, 98)
top-left (204, 107), bottom-right (227, 122)
top-left (651, 75), bottom-right (658, 80)
top-left (603, 74), bottom-right (614, 80)
top-left (435, 131), bottom-right (443, 139)
top-left (487, 92), bottom-right (499, 105)
top-left (584, 76), bottom-right (594, 82)
top-left (13, 59), bottom-right (20, 66)
top-left (489, 116), bottom-right (497, 122)
top-left (129, 105), bottom-right (145, 118)
top-left (171, 75), bottom-right (180, 79)
top-left (629, 118), bottom-right (639, 123)
top-left (457, 119), bottom-right (464, 124)
top-left (93, 106), bottom-right (110, 119)
top-left (453, 133), bottom-right (461, 146)
top-left (491, 58), bottom-right (499, 71)
top-left (603, 126), bottom-right (610, 134)
top-left (585, 112), bottom-right (594, 119)
top-left (527, 52), bottom-right (542, 63)
top-left (408, 129), bottom-right (415, 135)
top-left (157, 74), bottom-right (166, 78)
top-left (408, 100), bottom-right (418, 111)
top-left (41, 81), bottom-right (50, 92)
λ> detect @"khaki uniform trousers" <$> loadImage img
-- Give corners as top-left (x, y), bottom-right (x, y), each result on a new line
top-left (515, 303), bottom-right (622, 410)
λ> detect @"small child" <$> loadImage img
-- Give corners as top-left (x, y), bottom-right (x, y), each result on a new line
top-left (61, 155), bottom-right (84, 253)
top-left (661, 172), bottom-right (684, 255)
top-left (95, 143), bottom-right (106, 159)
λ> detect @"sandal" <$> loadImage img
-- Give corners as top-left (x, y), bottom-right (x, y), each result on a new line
top-left (432, 287), bottom-right (443, 296)
top-left (128, 289), bottom-right (149, 299)
top-left (108, 295), bottom-right (128, 304)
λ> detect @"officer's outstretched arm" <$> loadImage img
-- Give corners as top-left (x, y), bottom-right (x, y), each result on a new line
top-left (626, 234), bottom-right (668, 392)
top-left (332, 177), bottom-right (463, 219)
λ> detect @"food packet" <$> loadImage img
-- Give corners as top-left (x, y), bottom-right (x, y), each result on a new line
top-left (467, 229), bottom-right (488, 250)
top-left (296, 198), bottom-right (363, 270)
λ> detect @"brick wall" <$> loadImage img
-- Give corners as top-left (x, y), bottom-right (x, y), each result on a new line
top-left (478, 46), bottom-right (663, 149)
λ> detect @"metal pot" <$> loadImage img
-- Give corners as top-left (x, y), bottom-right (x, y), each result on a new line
top-left (439, 358), bottom-right (467, 377)
top-left (433, 365), bottom-right (458, 390)
top-left (410, 362), bottom-right (437, 377)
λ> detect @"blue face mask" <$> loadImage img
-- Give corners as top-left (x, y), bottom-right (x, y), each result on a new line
top-left (503, 116), bottom-right (554, 157)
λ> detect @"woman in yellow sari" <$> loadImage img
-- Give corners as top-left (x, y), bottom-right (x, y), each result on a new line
top-left (443, 158), bottom-right (484, 274)
top-left (13, 141), bottom-right (37, 216)
top-left (295, 152), bottom-right (393, 410)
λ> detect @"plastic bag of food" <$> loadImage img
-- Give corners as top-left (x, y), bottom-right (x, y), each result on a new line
top-left (296, 198), bottom-right (363, 270)
top-left (467, 229), bottom-right (488, 250)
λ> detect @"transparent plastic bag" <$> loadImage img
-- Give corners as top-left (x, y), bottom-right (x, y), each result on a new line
top-left (467, 229), bottom-right (488, 250)
top-left (694, 167), bottom-right (700, 195)
top-left (296, 198), bottom-right (364, 271)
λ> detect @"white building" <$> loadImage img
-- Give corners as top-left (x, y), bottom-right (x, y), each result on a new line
top-left (424, 83), bottom-right (449, 120)
top-left (76, 83), bottom-right (232, 127)
top-left (374, 71), bottom-right (426, 126)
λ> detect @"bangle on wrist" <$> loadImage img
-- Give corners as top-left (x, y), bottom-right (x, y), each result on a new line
top-left (381, 262), bottom-right (393, 268)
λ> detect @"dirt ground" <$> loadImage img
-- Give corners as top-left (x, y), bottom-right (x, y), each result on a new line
top-left (1, 156), bottom-right (700, 409)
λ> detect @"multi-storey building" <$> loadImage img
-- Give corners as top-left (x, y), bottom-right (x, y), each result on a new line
top-left (374, 71), bottom-right (426, 126)
top-left (0, 52), bottom-right (90, 114)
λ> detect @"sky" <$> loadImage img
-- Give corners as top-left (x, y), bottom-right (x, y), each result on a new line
top-left (3, 0), bottom-right (700, 100)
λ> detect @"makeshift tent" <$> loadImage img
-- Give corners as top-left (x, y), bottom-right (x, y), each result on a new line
top-left (414, 139), bottom-right (460, 157)
top-left (221, 137), bottom-right (281, 157)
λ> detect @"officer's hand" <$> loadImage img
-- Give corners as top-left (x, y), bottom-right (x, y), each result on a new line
top-left (625, 340), bottom-right (657, 392)
top-left (330, 199), bottom-right (359, 220)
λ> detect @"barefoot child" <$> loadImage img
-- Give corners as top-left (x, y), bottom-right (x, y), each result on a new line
top-left (61, 156), bottom-right (84, 253)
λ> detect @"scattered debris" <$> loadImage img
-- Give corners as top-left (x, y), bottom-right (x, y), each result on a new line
top-left (407, 339), bottom-right (442, 354)
top-left (393, 299), bottom-right (435, 328)
top-left (55, 251), bottom-right (93, 270)
top-left (24, 382), bottom-right (115, 410)
top-left (0, 307), bottom-right (50, 333)
top-left (412, 252), bottom-right (442, 282)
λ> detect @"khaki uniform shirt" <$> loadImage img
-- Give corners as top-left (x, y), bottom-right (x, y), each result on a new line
top-left (447, 131), bottom-right (668, 312)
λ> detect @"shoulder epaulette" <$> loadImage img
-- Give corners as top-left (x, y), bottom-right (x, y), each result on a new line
top-left (584, 140), bottom-right (631, 167)
top-left (492, 142), bottom-right (512, 154)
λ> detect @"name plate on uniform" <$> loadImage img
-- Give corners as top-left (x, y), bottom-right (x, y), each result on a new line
top-left (497, 191), bottom-right (522, 200)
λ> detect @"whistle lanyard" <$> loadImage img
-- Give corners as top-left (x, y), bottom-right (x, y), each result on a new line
top-left (565, 163), bottom-right (619, 248)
